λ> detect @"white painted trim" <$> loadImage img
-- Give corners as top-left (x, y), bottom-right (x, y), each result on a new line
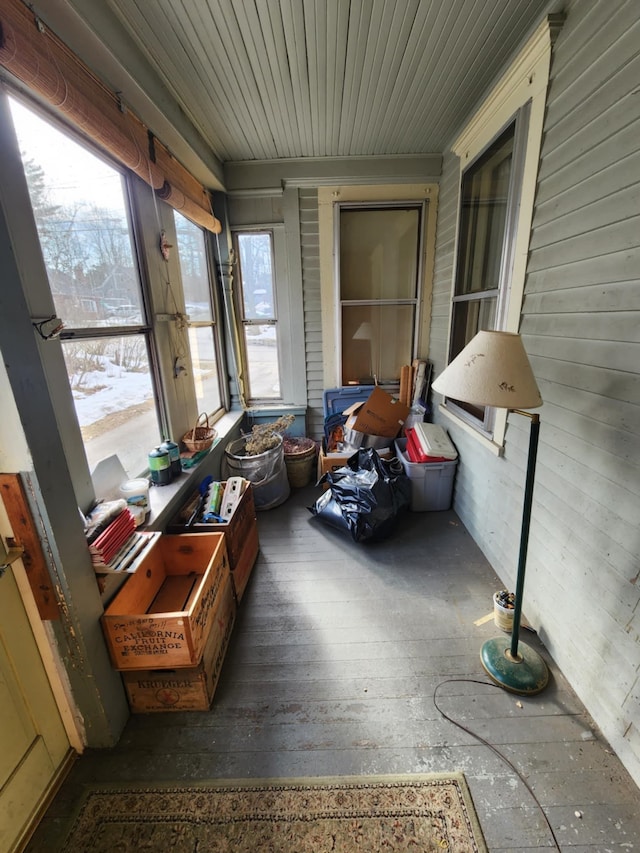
top-left (441, 15), bottom-right (559, 448)
top-left (437, 404), bottom-right (505, 457)
top-left (318, 184), bottom-right (438, 388)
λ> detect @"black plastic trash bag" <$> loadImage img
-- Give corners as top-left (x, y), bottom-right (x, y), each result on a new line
top-left (309, 447), bottom-right (411, 542)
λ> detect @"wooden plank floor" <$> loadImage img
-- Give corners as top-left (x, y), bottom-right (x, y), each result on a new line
top-left (26, 485), bottom-right (640, 852)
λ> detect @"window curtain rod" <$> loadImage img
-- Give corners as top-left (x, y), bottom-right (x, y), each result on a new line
top-left (0, 0), bottom-right (221, 234)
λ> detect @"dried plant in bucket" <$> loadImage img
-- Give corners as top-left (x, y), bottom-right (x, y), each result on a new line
top-left (244, 414), bottom-right (295, 455)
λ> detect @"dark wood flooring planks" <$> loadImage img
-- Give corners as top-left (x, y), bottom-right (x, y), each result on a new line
top-left (25, 485), bottom-right (640, 852)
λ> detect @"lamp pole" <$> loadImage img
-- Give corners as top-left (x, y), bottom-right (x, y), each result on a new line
top-left (508, 410), bottom-right (539, 660)
top-left (480, 409), bottom-right (548, 694)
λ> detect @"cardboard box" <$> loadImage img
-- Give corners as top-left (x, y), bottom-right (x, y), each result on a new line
top-left (317, 443), bottom-right (393, 485)
top-left (101, 533), bottom-right (228, 670)
top-left (122, 572), bottom-right (236, 712)
top-left (348, 386), bottom-right (410, 438)
top-left (166, 480), bottom-right (259, 601)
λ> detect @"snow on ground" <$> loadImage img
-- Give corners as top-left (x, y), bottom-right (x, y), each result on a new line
top-left (70, 364), bottom-right (153, 427)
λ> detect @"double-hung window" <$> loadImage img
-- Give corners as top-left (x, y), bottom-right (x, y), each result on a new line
top-left (441, 16), bottom-right (557, 445)
top-left (174, 211), bottom-right (224, 417)
top-left (338, 204), bottom-right (423, 386)
top-left (8, 94), bottom-right (228, 479)
top-left (448, 110), bottom-right (529, 430)
top-left (233, 229), bottom-right (281, 402)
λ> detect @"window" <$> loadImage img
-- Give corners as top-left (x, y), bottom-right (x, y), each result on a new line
top-left (174, 211), bottom-right (223, 416)
top-left (233, 230), bottom-right (281, 401)
top-left (8, 94), bottom-right (228, 479)
top-left (448, 114), bottom-right (528, 428)
top-left (9, 97), bottom-right (160, 477)
top-left (339, 205), bottom-right (423, 386)
top-left (441, 16), bottom-right (557, 446)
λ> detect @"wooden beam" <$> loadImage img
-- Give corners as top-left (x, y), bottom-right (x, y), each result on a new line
top-left (0, 473), bottom-right (60, 620)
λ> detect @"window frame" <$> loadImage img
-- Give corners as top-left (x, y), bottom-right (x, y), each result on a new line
top-left (317, 184), bottom-right (438, 391)
top-left (231, 224), bottom-right (291, 405)
top-left (336, 201), bottom-right (425, 386)
top-left (4, 86), bottom-right (230, 482)
top-left (439, 17), bottom-right (558, 451)
top-left (173, 209), bottom-right (228, 420)
top-left (446, 105), bottom-right (531, 437)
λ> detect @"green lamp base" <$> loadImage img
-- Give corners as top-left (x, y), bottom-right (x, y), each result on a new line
top-left (480, 636), bottom-right (549, 695)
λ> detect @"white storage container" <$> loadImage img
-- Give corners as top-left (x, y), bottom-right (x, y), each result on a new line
top-left (412, 423), bottom-right (458, 460)
top-left (394, 438), bottom-right (457, 511)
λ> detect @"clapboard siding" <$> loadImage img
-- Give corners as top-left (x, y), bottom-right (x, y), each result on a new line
top-left (537, 0), bottom-right (640, 754)
top-left (430, 0), bottom-right (640, 784)
top-left (428, 149), bottom-right (459, 366)
top-left (524, 281), bottom-right (640, 313)
top-left (298, 188), bottom-right (324, 437)
top-left (531, 184), bottom-right (639, 250)
top-left (526, 247), bottom-right (640, 292)
top-left (534, 121), bottom-right (639, 208)
top-left (543, 51), bottom-right (640, 157)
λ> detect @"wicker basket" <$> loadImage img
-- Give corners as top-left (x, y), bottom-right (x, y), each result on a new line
top-left (182, 413), bottom-right (217, 453)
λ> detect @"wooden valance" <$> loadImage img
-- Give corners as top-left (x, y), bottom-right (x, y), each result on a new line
top-left (0, 0), bottom-right (221, 233)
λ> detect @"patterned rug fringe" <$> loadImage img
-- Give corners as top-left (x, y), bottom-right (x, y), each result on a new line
top-left (62, 773), bottom-right (488, 852)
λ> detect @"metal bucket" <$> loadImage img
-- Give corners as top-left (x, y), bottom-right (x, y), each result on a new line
top-left (223, 435), bottom-right (290, 510)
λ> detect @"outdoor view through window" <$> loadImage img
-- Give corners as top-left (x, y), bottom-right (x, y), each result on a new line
top-left (174, 211), bottom-right (222, 417)
top-left (9, 97), bottom-right (159, 477)
top-left (235, 231), bottom-right (280, 400)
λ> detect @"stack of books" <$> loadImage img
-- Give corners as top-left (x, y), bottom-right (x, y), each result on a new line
top-left (88, 508), bottom-right (159, 573)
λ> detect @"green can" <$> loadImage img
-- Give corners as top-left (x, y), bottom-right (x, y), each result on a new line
top-left (148, 446), bottom-right (172, 486)
top-left (160, 439), bottom-right (182, 477)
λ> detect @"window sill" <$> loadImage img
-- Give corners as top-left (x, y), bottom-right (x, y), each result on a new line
top-left (244, 405), bottom-right (307, 437)
top-left (437, 403), bottom-right (504, 457)
top-left (142, 409), bottom-right (245, 530)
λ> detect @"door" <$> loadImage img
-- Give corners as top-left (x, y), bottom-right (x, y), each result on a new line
top-left (0, 505), bottom-right (72, 852)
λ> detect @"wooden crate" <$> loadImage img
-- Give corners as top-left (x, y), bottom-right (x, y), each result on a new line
top-left (122, 573), bottom-right (236, 712)
top-left (230, 523), bottom-right (259, 603)
top-left (101, 533), bottom-right (228, 671)
top-left (167, 480), bottom-right (259, 598)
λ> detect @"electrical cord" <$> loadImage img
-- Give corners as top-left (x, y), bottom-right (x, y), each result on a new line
top-left (433, 678), bottom-right (561, 851)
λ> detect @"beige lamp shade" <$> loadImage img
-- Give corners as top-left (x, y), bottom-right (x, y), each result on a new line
top-left (353, 321), bottom-right (373, 340)
top-left (432, 331), bottom-right (542, 409)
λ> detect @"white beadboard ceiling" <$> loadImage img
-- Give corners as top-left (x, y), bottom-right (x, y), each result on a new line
top-left (62, 0), bottom-right (554, 166)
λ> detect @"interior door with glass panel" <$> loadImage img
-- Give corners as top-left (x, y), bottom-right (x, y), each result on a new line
top-left (339, 204), bottom-right (423, 386)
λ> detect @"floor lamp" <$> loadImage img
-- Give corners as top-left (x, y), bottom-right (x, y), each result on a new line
top-left (432, 330), bottom-right (548, 695)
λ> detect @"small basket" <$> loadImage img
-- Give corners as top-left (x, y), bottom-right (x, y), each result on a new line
top-left (182, 413), bottom-right (217, 453)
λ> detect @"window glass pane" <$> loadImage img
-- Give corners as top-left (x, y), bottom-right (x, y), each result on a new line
top-left (342, 304), bottom-right (414, 386)
top-left (243, 323), bottom-right (280, 399)
top-left (9, 98), bottom-right (144, 328)
top-left (174, 212), bottom-right (213, 322)
top-left (237, 232), bottom-right (275, 320)
top-left (173, 212), bottom-right (222, 414)
top-left (455, 124), bottom-right (515, 296)
top-left (450, 297), bottom-right (497, 359)
top-left (235, 230), bottom-right (281, 400)
top-left (340, 208), bottom-right (420, 300)
top-left (188, 326), bottom-right (221, 414)
top-left (61, 336), bottom-right (159, 477)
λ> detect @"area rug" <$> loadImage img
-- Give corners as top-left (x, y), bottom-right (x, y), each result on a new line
top-left (62, 773), bottom-right (487, 852)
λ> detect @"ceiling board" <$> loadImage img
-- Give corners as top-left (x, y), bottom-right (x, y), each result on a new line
top-left (61, 0), bottom-right (555, 164)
